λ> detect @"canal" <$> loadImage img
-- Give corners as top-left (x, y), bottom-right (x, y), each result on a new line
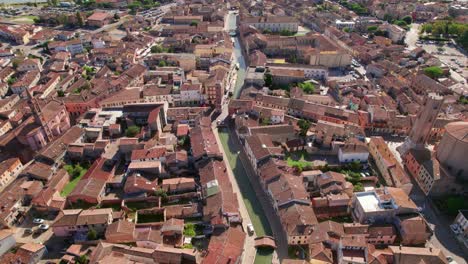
top-left (223, 11), bottom-right (275, 264)
top-left (218, 129), bottom-right (274, 264)
top-left (226, 11), bottom-right (247, 99)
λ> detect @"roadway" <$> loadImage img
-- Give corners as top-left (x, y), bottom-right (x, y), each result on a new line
top-left (386, 139), bottom-right (467, 264)
top-left (410, 186), bottom-right (468, 264)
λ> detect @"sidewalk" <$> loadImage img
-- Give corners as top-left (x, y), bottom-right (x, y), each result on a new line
top-left (212, 124), bottom-right (257, 264)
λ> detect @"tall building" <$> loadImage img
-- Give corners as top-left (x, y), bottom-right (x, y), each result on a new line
top-left (402, 120), bottom-right (466, 196)
top-left (399, 93), bottom-right (444, 154)
top-left (436, 121), bottom-right (468, 181)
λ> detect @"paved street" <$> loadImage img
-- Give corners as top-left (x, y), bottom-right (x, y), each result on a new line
top-left (384, 138), bottom-right (467, 264)
top-left (405, 23), bottom-right (420, 50)
top-left (410, 188), bottom-right (467, 264)
top-left (12, 218), bottom-right (53, 245)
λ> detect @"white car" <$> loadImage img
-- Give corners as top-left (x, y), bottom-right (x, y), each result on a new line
top-left (38, 224), bottom-right (49, 231)
top-left (247, 223), bottom-right (254, 235)
top-left (33, 218), bottom-right (44, 224)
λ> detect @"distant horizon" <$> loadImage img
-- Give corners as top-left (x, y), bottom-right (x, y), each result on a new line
top-left (2, 0), bottom-right (47, 4)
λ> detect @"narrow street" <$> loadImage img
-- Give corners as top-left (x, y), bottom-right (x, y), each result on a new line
top-left (405, 23), bottom-right (420, 50)
top-left (409, 181), bottom-right (467, 264)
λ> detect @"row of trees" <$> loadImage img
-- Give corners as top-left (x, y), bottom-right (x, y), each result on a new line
top-left (128, 0), bottom-right (160, 14)
top-left (34, 11), bottom-right (85, 27)
top-left (420, 20), bottom-right (468, 49)
top-left (338, 0), bottom-right (368, 15)
top-left (150, 44), bottom-right (173, 53)
top-left (262, 29), bottom-right (295, 36)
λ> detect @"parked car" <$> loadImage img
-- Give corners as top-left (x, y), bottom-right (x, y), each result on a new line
top-left (39, 224), bottom-right (49, 231)
top-left (247, 223), bottom-right (254, 235)
top-left (33, 218), bottom-right (44, 224)
top-left (24, 228), bottom-right (33, 235)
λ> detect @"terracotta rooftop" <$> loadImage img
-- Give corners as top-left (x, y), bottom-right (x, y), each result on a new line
top-left (88, 12), bottom-right (110, 21)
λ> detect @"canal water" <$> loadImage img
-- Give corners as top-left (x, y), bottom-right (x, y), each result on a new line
top-left (224, 11), bottom-right (275, 264)
top-left (226, 11), bottom-right (247, 99)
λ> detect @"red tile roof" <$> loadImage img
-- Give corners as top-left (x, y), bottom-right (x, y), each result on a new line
top-left (88, 12), bottom-right (110, 21)
top-left (131, 147), bottom-right (166, 161)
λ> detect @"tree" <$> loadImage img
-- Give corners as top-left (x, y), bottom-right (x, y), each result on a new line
top-left (64, 164), bottom-right (85, 179)
top-left (458, 29), bottom-right (468, 50)
top-left (154, 188), bottom-right (168, 202)
top-left (394, 20), bottom-right (407, 28)
top-left (367, 25), bottom-right (378, 32)
top-left (7, 77), bottom-right (16, 85)
top-left (457, 96), bottom-right (468, 105)
top-left (349, 161), bottom-right (362, 171)
top-left (261, 118), bottom-right (271, 125)
top-left (76, 12), bottom-right (84, 27)
top-left (421, 23), bottom-right (432, 34)
top-left (11, 59), bottom-right (20, 69)
top-left (87, 228), bottom-right (97, 240)
top-left (424, 66), bottom-right (444, 79)
top-left (264, 72), bottom-right (273, 87)
top-left (47, 0), bottom-right (58, 6)
top-left (432, 21), bottom-right (446, 36)
top-left (280, 29), bottom-right (293, 36)
top-left (446, 196), bottom-right (465, 215)
top-left (353, 183), bottom-right (364, 192)
top-left (297, 119), bottom-right (311, 136)
top-left (57, 90), bottom-right (65, 97)
top-left (383, 13), bottom-right (393, 22)
top-left (343, 27), bottom-right (350, 33)
top-left (33, 17), bottom-right (42, 24)
top-left (374, 29), bottom-right (387, 37)
top-left (190, 20), bottom-right (198, 26)
top-left (402, 15), bottom-right (412, 25)
top-left (158, 60), bottom-right (167, 67)
top-left (76, 255), bottom-right (89, 264)
top-left (154, 188), bottom-right (167, 198)
top-left (83, 65), bottom-right (95, 75)
top-left (151, 45), bottom-right (167, 53)
top-left (114, 13), bottom-right (120, 20)
top-left (57, 14), bottom-right (69, 25)
top-left (128, 2), bottom-right (141, 13)
top-left (298, 82), bottom-right (315, 94)
top-left (126, 125), bottom-right (140, 137)
top-left (184, 223), bottom-right (196, 237)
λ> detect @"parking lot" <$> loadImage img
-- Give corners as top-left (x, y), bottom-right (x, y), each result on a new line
top-left (12, 214), bottom-right (54, 245)
top-left (417, 42), bottom-right (467, 80)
